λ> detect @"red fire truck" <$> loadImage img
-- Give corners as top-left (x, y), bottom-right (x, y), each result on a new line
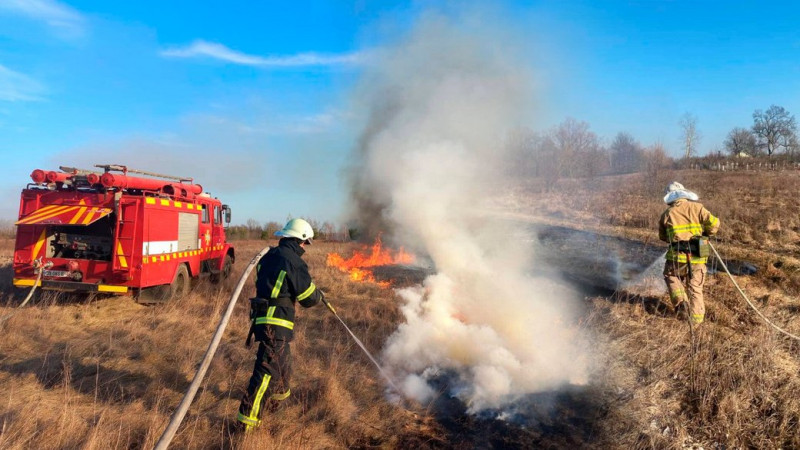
top-left (12, 164), bottom-right (235, 302)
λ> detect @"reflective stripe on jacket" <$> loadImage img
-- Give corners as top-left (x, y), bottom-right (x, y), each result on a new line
top-left (659, 198), bottom-right (719, 264)
top-left (253, 238), bottom-right (322, 340)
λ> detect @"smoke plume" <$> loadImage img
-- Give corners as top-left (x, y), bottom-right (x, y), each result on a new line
top-left (348, 13), bottom-right (589, 413)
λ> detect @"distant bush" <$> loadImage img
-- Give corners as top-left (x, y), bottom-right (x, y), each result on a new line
top-left (0, 220), bottom-right (15, 239)
top-left (227, 219), bottom-right (351, 242)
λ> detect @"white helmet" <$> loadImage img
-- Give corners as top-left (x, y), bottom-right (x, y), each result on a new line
top-left (663, 181), bottom-right (699, 204)
top-left (275, 218), bottom-right (314, 244)
top-left (664, 181), bottom-right (686, 194)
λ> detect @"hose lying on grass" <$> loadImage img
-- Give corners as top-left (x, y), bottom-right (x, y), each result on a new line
top-left (710, 241), bottom-right (800, 342)
top-left (0, 266), bottom-right (44, 325)
top-left (155, 246), bottom-right (271, 450)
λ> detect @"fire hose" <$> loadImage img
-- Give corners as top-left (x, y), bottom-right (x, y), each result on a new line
top-left (320, 297), bottom-right (401, 393)
top-left (155, 249), bottom-right (401, 448)
top-left (709, 241), bottom-right (800, 341)
top-left (155, 246), bottom-right (271, 450)
top-left (0, 258), bottom-right (51, 325)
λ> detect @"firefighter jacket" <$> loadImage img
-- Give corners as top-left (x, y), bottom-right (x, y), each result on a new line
top-left (658, 198), bottom-right (720, 264)
top-left (252, 238), bottom-right (322, 341)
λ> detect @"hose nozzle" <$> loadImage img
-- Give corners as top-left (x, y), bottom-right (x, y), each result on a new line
top-left (322, 297), bottom-right (336, 314)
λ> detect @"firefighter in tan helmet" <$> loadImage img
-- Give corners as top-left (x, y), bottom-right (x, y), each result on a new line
top-left (236, 218), bottom-right (324, 431)
top-left (658, 182), bottom-right (720, 324)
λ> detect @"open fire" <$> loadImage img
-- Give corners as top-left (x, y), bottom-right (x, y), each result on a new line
top-left (326, 237), bottom-right (415, 287)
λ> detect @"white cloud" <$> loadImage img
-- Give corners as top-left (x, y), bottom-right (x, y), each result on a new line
top-left (160, 39), bottom-right (363, 67)
top-left (283, 112), bottom-right (341, 134)
top-left (182, 110), bottom-right (344, 135)
top-left (0, 0), bottom-right (86, 37)
top-left (0, 64), bottom-right (44, 101)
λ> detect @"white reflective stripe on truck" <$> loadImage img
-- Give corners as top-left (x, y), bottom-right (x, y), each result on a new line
top-left (143, 240), bottom-right (180, 255)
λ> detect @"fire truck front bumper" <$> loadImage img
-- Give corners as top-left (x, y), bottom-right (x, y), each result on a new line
top-left (13, 278), bottom-right (128, 294)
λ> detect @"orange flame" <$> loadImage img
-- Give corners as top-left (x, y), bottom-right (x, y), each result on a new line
top-left (326, 237), bottom-right (414, 287)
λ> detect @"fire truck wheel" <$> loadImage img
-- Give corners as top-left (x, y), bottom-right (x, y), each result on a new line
top-left (211, 254), bottom-right (233, 284)
top-left (170, 264), bottom-right (191, 299)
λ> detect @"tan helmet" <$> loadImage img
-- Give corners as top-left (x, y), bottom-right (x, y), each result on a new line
top-left (275, 218), bottom-right (314, 244)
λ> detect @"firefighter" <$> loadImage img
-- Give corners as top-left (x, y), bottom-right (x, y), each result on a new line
top-left (658, 182), bottom-right (720, 325)
top-left (236, 218), bottom-right (324, 431)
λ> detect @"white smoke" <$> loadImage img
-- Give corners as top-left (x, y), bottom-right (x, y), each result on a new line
top-left (349, 13), bottom-right (590, 413)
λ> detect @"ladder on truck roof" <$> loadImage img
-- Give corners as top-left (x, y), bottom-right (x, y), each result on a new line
top-left (94, 164), bottom-right (194, 185)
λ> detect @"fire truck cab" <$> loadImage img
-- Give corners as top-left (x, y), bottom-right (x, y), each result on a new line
top-left (12, 164), bottom-right (235, 302)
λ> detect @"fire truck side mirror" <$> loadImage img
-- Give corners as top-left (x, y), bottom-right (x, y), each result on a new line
top-left (223, 205), bottom-right (231, 224)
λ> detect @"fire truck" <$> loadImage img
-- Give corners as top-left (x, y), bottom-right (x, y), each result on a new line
top-left (12, 164), bottom-right (235, 302)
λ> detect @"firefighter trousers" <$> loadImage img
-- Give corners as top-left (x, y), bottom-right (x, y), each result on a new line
top-left (663, 262), bottom-right (708, 324)
top-left (237, 336), bottom-right (292, 430)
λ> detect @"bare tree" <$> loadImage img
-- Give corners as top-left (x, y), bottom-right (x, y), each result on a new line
top-left (0, 219), bottom-right (14, 238)
top-left (246, 218), bottom-right (262, 239)
top-left (641, 143), bottom-right (673, 196)
top-left (609, 132), bottom-right (644, 174)
top-left (264, 221), bottom-right (282, 237)
top-left (551, 117), bottom-right (604, 178)
top-left (679, 112), bottom-right (700, 159)
top-left (724, 127), bottom-right (758, 156)
top-left (585, 145), bottom-right (610, 179)
top-left (536, 135), bottom-right (561, 189)
top-left (320, 221), bottom-right (337, 241)
top-left (752, 105), bottom-right (798, 156)
top-left (504, 126), bottom-right (541, 178)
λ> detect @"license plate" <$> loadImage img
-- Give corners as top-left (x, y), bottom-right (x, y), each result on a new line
top-left (43, 270), bottom-right (70, 278)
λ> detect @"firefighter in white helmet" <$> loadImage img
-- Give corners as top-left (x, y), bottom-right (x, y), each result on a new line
top-left (658, 182), bottom-right (720, 325)
top-left (236, 218), bottom-right (324, 431)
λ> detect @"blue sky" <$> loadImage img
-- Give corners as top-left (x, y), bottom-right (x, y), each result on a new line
top-left (1, 1), bottom-right (798, 224)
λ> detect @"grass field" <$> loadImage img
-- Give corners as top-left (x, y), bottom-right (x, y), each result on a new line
top-left (1, 168), bottom-right (799, 449)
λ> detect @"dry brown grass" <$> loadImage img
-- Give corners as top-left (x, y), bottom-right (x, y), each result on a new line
top-left (584, 288), bottom-right (800, 448)
top-left (509, 169), bottom-right (800, 448)
top-left (2, 169), bottom-right (800, 448)
top-left (0, 240), bottom-right (432, 449)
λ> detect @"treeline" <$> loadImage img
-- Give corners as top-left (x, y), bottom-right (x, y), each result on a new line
top-left (0, 220), bottom-right (15, 239)
top-left (0, 218), bottom-right (351, 243)
top-left (225, 218), bottom-right (353, 242)
top-left (506, 104), bottom-right (800, 182)
top-left (505, 118), bottom-right (671, 182)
